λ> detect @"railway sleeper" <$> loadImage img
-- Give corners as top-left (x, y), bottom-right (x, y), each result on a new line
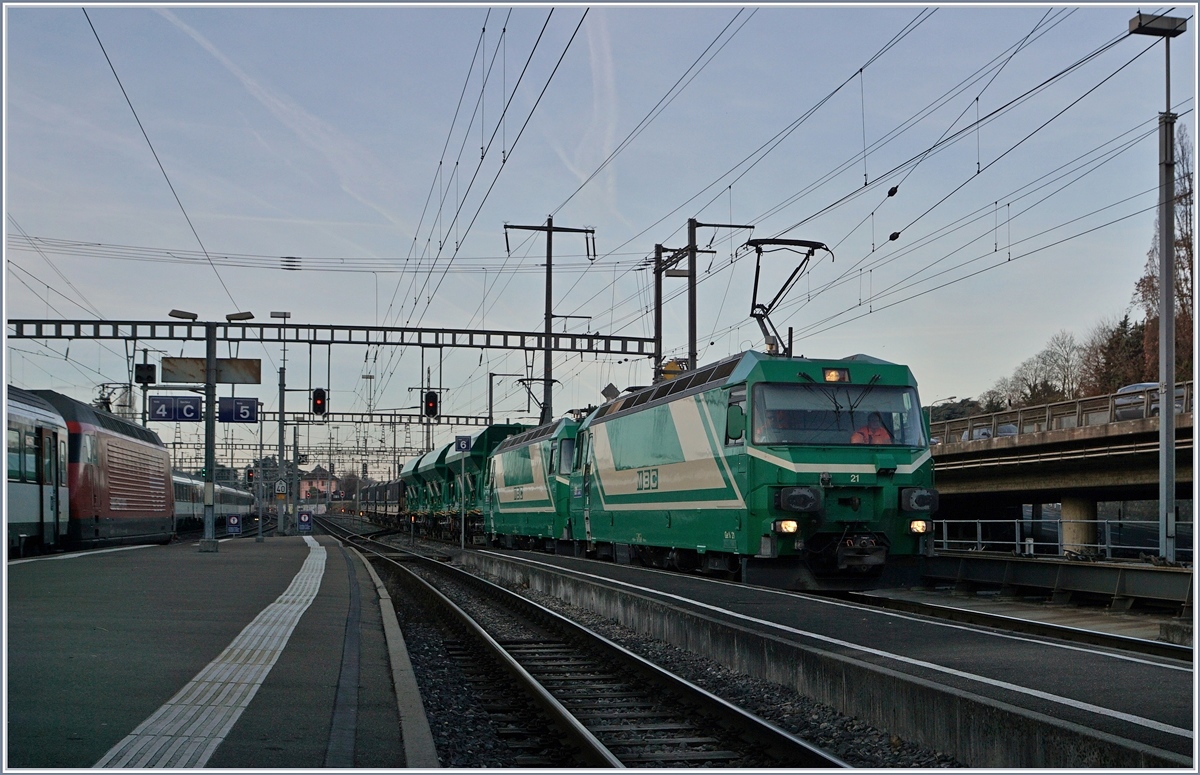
top-left (560, 700), bottom-right (658, 710)
top-left (587, 722), bottom-right (699, 732)
top-left (610, 737), bottom-right (723, 747)
top-left (623, 751), bottom-right (742, 763)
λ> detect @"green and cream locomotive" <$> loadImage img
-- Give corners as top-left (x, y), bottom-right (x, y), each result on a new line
top-left (553, 350), bottom-right (936, 589)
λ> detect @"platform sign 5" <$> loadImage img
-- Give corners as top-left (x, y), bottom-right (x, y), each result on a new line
top-left (218, 397), bottom-right (258, 423)
top-left (297, 512), bottom-right (312, 532)
top-left (148, 396), bottom-right (203, 422)
top-left (227, 514), bottom-right (242, 535)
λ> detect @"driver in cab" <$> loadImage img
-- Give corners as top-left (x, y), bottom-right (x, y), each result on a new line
top-left (851, 412), bottom-right (893, 445)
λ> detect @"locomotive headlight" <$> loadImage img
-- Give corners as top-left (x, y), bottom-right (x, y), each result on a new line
top-left (900, 487), bottom-right (939, 512)
top-left (772, 518), bottom-right (800, 534)
top-left (908, 519), bottom-right (933, 534)
top-left (777, 486), bottom-right (822, 513)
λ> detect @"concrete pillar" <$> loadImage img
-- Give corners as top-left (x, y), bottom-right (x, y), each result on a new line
top-left (1061, 497), bottom-right (1098, 555)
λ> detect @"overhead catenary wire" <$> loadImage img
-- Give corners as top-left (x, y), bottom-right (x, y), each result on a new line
top-left (562, 22), bottom-right (1171, 345)
top-left (81, 8), bottom-right (240, 314)
top-left (13, 10), bottom-right (1191, 434)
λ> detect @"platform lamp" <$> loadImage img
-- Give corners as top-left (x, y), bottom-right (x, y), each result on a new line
top-left (1130, 12), bottom-right (1186, 563)
top-left (167, 308), bottom-right (238, 552)
top-left (271, 311), bottom-right (291, 534)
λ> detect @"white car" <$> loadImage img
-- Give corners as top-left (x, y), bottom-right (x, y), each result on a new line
top-left (1113, 383), bottom-right (1188, 420)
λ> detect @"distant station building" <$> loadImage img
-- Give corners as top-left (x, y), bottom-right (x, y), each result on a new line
top-left (300, 466), bottom-right (339, 500)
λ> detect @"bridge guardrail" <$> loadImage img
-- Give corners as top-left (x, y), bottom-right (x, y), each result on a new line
top-left (929, 382), bottom-right (1193, 444)
top-left (929, 517), bottom-right (1194, 563)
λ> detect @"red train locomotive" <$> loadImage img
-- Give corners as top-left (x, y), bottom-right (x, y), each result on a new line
top-left (7, 388), bottom-right (174, 556)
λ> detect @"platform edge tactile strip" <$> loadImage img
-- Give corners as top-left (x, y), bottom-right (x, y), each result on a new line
top-left (92, 537), bottom-right (327, 769)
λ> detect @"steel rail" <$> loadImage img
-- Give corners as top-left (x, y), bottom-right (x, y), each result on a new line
top-left (317, 518), bottom-right (622, 767)
top-left (841, 591), bottom-right (1192, 663)
top-left (318, 517), bottom-right (849, 768)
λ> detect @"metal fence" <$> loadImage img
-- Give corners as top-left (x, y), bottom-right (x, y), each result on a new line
top-left (929, 517), bottom-right (1194, 562)
top-left (929, 382), bottom-right (1194, 444)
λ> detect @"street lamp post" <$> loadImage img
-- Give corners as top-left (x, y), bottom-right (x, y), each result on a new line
top-left (271, 311), bottom-right (290, 534)
top-left (256, 400), bottom-right (264, 543)
top-left (169, 309), bottom-right (254, 553)
top-left (1130, 12), bottom-right (1186, 563)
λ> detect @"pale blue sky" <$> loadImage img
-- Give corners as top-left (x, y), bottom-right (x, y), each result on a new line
top-left (4, 3), bottom-right (1196, 470)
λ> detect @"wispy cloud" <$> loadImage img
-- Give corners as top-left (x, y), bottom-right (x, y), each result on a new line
top-left (156, 9), bottom-right (406, 232)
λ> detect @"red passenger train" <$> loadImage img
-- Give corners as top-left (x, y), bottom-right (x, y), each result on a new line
top-left (7, 388), bottom-right (175, 556)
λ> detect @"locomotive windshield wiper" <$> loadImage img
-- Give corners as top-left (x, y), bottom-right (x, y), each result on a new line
top-left (849, 374), bottom-right (882, 413)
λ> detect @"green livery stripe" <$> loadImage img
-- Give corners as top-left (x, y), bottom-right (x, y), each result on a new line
top-left (591, 394), bottom-right (744, 511)
top-left (696, 392), bottom-right (745, 505)
top-left (493, 445), bottom-right (555, 513)
top-left (605, 402), bottom-right (686, 469)
top-left (747, 447), bottom-right (933, 475)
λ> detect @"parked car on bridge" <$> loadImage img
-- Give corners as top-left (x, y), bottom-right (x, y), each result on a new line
top-left (1113, 383), bottom-right (1189, 421)
top-left (960, 423), bottom-right (1018, 441)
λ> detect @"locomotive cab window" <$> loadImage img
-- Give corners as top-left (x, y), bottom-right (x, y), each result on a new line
top-left (725, 386), bottom-right (746, 446)
top-left (557, 438), bottom-right (575, 474)
top-left (752, 383), bottom-right (926, 447)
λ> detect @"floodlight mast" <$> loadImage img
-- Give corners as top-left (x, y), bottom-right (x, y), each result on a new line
top-left (744, 239), bottom-right (833, 357)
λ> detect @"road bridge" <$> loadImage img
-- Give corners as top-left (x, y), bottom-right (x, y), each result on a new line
top-left (932, 413), bottom-right (1193, 503)
top-left (928, 391), bottom-right (1193, 581)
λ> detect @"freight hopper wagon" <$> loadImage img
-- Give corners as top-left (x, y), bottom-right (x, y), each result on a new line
top-left (566, 351), bottom-right (938, 590)
top-left (444, 424), bottom-right (526, 544)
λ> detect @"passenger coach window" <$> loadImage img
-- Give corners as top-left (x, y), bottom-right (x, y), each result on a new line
top-left (24, 432), bottom-right (36, 482)
top-left (42, 437), bottom-right (53, 484)
top-left (8, 428), bottom-right (21, 481)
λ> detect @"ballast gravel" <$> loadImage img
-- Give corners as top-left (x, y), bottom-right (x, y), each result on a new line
top-left (383, 550), bottom-right (961, 768)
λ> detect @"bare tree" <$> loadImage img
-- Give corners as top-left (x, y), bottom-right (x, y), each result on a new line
top-left (1040, 330), bottom-right (1083, 398)
top-left (1134, 124), bottom-right (1194, 382)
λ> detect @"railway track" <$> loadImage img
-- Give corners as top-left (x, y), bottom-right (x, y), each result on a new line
top-left (837, 590), bottom-right (1193, 663)
top-left (380, 522), bottom-right (1191, 663)
top-left (318, 516), bottom-right (848, 768)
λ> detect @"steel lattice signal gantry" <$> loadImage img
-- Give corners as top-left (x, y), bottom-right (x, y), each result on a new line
top-left (7, 319), bottom-right (655, 356)
top-left (262, 412), bottom-right (490, 426)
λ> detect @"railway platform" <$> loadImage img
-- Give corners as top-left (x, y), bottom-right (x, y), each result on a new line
top-left (5, 534), bottom-right (439, 769)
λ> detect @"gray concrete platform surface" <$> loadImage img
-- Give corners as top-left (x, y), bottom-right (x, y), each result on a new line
top-left (6, 534), bottom-right (437, 769)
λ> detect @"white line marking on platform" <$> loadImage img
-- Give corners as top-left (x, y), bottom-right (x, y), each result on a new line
top-left (93, 536), bottom-right (327, 768)
top-left (8, 544), bottom-right (156, 565)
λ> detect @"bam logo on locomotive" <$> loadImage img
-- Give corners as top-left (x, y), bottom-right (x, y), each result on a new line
top-left (636, 468), bottom-right (659, 491)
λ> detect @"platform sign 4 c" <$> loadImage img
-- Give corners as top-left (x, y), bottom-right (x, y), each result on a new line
top-left (149, 396), bottom-right (202, 422)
